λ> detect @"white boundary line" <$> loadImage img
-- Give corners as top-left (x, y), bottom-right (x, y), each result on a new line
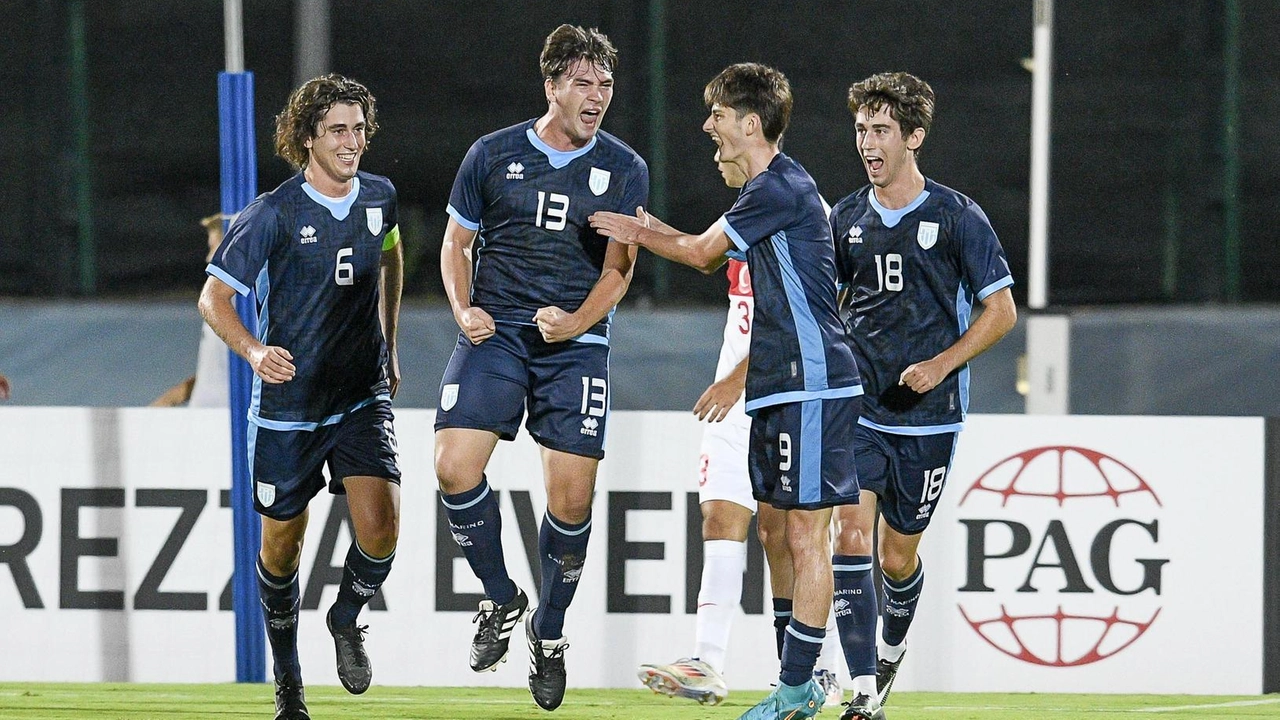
top-left (1133, 698), bottom-right (1280, 713)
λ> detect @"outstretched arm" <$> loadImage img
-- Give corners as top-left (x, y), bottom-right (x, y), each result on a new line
top-left (589, 208), bottom-right (733, 274)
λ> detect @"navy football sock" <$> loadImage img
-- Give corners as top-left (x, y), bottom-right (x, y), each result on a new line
top-left (779, 617), bottom-right (825, 687)
top-left (257, 556), bottom-right (301, 684)
top-left (532, 510), bottom-right (591, 640)
top-left (441, 477), bottom-right (516, 605)
top-left (882, 557), bottom-right (924, 647)
top-left (833, 554), bottom-right (877, 679)
top-left (772, 597), bottom-right (793, 660)
top-left (329, 541), bottom-right (395, 628)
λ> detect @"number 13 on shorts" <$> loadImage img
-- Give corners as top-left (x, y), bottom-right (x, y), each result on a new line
top-left (580, 376), bottom-right (607, 417)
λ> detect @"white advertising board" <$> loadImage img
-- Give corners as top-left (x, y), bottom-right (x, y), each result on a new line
top-left (0, 409), bottom-right (1266, 693)
top-left (903, 414), bottom-right (1266, 694)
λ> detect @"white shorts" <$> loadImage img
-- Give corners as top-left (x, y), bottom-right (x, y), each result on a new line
top-left (696, 412), bottom-right (755, 511)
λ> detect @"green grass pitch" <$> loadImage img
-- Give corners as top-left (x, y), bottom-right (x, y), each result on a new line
top-left (1, 684), bottom-right (1277, 719)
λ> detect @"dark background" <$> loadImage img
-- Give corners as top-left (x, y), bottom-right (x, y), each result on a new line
top-left (3, 1), bottom-right (1275, 306)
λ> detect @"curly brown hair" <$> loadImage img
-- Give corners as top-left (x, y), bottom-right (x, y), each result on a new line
top-left (847, 72), bottom-right (934, 152)
top-left (539, 24), bottom-right (617, 82)
top-left (273, 74), bottom-right (379, 170)
top-left (703, 63), bottom-right (793, 144)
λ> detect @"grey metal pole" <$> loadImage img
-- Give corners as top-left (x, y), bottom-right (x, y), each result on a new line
top-left (648, 0), bottom-right (670, 300)
top-left (224, 0), bottom-right (244, 72)
top-left (294, 0), bottom-right (331, 86)
top-left (1222, 0), bottom-right (1241, 302)
top-left (1027, 0), bottom-right (1053, 311)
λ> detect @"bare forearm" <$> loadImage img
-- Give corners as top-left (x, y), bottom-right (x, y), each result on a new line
top-left (572, 267), bottom-right (631, 330)
top-left (380, 244), bottom-right (404, 348)
top-left (440, 241), bottom-right (475, 317)
top-left (633, 226), bottom-right (727, 274)
top-left (198, 287), bottom-right (260, 363)
top-left (933, 294), bottom-right (1016, 373)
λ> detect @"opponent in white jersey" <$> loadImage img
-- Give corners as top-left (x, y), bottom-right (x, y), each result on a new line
top-left (637, 256), bottom-right (843, 707)
top-left (697, 259), bottom-right (754, 508)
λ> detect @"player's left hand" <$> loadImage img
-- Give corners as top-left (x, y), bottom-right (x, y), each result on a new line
top-left (533, 306), bottom-right (582, 343)
top-left (588, 210), bottom-right (644, 245)
top-left (899, 358), bottom-right (949, 393)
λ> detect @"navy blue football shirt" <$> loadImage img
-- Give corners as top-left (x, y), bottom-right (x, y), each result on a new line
top-left (447, 119), bottom-right (649, 342)
top-left (720, 152), bottom-right (862, 413)
top-left (831, 178), bottom-right (1013, 433)
top-left (208, 172), bottom-right (398, 428)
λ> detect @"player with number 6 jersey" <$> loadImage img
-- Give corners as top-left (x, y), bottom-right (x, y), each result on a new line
top-left (200, 73), bottom-right (404, 720)
top-left (433, 24), bottom-right (648, 712)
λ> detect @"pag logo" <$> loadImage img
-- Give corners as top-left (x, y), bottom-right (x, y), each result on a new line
top-left (955, 446), bottom-right (1168, 667)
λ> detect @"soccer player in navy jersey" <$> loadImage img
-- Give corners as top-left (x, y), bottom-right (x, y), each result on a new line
top-left (591, 62), bottom-right (860, 720)
top-left (634, 161), bottom-right (845, 711)
top-left (827, 72), bottom-right (1017, 720)
top-left (433, 24), bottom-right (648, 712)
top-left (199, 74), bottom-right (403, 720)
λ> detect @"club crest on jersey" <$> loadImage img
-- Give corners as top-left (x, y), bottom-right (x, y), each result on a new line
top-left (589, 167), bottom-right (610, 196)
top-left (256, 481), bottom-right (276, 508)
top-left (917, 221), bottom-right (939, 250)
top-left (366, 207), bottom-right (383, 235)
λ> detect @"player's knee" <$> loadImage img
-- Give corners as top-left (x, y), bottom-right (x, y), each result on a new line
top-left (832, 525), bottom-right (873, 556)
top-left (701, 502), bottom-right (751, 541)
top-left (433, 455), bottom-right (483, 495)
top-left (879, 550), bottom-right (918, 581)
top-left (755, 517), bottom-right (785, 554)
top-left (549, 497), bottom-right (592, 525)
top-left (259, 530), bottom-right (304, 572)
top-left (358, 523), bottom-right (399, 559)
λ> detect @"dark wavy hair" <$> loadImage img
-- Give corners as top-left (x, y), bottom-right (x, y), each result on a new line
top-left (273, 73), bottom-right (378, 170)
top-left (539, 24), bottom-right (618, 81)
top-left (703, 63), bottom-right (792, 144)
top-left (847, 71), bottom-right (935, 153)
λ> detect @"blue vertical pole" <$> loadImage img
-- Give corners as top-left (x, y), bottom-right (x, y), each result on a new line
top-left (218, 70), bottom-right (265, 684)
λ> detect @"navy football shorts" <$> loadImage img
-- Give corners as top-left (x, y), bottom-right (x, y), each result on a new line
top-left (435, 323), bottom-right (611, 460)
top-left (248, 399), bottom-right (401, 520)
top-left (748, 395), bottom-right (861, 510)
top-left (853, 423), bottom-right (958, 534)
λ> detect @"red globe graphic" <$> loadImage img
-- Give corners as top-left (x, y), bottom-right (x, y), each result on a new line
top-left (956, 445), bottom-right (1164, 667)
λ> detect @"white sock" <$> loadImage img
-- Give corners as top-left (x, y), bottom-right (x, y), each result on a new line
top-left (879, 637), bottom-right (907, 663)
top-left (693, 539), bottom-right (747, 673)
top-left (817, 610), bottom-right (841, 673)
top-left (853, 674), bottom-right (877, 698)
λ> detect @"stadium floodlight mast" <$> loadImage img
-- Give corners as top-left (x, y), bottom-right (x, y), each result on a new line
top-left (1024, 0), bottom-right (1069, 415)
top-left (220, 0), bottom-right (267, 684)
